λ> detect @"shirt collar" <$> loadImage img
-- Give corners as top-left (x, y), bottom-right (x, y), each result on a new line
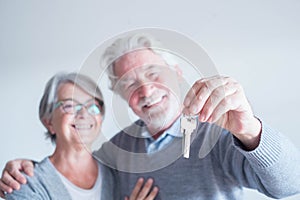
top-left (141, 116), bottom-right (182, 140)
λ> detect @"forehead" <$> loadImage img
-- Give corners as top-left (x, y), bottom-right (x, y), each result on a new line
top-left (114, 49), bottom-right (167, 77)
top-left (57, 82), bottom-right (92, 101)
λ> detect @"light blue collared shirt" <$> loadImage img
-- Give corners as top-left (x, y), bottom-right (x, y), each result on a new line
top-left (141, 117), bottom-right (182, 154)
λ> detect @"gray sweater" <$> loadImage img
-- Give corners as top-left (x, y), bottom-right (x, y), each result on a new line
top-left (94, 119), bottom-right (300, 200)
top-left (6, 158), bottom-right (117, 200)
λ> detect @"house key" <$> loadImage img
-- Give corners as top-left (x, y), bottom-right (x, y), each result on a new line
top-left (181, 115), bottom-right (197, 158)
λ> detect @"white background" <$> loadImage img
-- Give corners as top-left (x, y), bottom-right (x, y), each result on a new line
top-left (1, 1), bottom-right (299, 199)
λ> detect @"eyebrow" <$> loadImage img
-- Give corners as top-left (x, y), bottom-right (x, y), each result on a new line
top-left (117, 64), bottom-right (162, 83)
top-left (58, 98), bottom-right (96, 104)
top-left (143, 64), bottom-right (156, 70)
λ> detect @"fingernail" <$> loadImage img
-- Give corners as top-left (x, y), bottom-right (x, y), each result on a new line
top-left (139, 177), bottom-right (144, 182)
top-left (147, 178), bottom-right (153, 184)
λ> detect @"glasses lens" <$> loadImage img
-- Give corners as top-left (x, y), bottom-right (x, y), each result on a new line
top-left (58, 100), bottom-right (101, 115)
top-left (88, 104), bottom-right (101, 115)
top-left (62, 101), bottom-right (76, 114)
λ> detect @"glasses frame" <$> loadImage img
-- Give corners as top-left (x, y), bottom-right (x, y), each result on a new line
top-left (54, 99), bottom-right (103, 116)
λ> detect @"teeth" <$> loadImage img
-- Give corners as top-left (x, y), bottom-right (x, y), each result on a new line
top-left (145, 97), bottom-right (162, 107)
top-left (74, 124), bottom-right (92, 129)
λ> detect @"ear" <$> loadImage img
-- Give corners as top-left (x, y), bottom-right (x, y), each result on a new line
top-left (42, 118), bottom-right (55, 135)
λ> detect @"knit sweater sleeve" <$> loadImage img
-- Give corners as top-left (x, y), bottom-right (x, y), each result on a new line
top-left (228, 120), bottom-right (300, 198)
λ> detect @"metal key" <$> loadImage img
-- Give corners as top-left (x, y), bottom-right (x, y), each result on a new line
top-left (181, 115), bottom-right (197, 158)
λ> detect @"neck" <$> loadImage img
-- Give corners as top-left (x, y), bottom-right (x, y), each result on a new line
top-left (49, 145), bottom-right (98, 189)
top-left (50, 148), bottom-right (94, 165)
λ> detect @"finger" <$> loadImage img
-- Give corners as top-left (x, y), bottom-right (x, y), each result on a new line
top-left (184, 83), bottom-right (211, 116)
top-left (124, 196), bottom-right (129, 200)
top-left (136, 178), bottom-right (154, 199)
top-left (0, 178), bottom-right (13, 193)
top-left (184, 76), bottom-right (229, 115)
top-left (200, 82), bottom-right (237, 122)
top-left (0, 191), bottom-right (4, 199)
top-left (129, 178), bottom-right (144, 200)
top-left (208, 89), bottom-right (249, 128)
top-left (183, 79), bottom-right (206, 108)
top-left (5, 160), bottom-right (27, 185)
top-left (2, 171), bottom-right (21, 190)
top-left (145, 186), bottom-right (159, 200)
top-left (207, 95), bottom-right (232, 124)
top-left (0, 179), bottom-right (13, 197)
top-left (22, 161), bottom-right (34, 177)
top-left (6, 168), bottom-right (26, 185)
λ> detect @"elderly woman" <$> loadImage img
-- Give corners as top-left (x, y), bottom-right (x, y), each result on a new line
top-left (4, 72), bottom-right (158, 200)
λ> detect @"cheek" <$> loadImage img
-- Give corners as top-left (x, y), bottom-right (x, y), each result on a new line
top-left (61, 115), bottom-right (75, 124)
top-left (95, 116), bottom-right (103, 127)
top-left (160, 77), bottom-right (181, 96)
top-left (51, 114), bottom-right (73, 132)
top-left (128, 93), bottom-right (140, 110)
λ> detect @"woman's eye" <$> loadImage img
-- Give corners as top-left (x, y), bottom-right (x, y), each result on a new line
top-left (64, 104), bottom-right (73, 109)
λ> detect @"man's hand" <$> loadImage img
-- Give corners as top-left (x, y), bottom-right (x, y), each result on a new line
top-left (125, 177), bottom-right (159, 200)
top-left (0, 159), bottom-right (34, 198)
top-left (183, 76), bottom-right (262, 150)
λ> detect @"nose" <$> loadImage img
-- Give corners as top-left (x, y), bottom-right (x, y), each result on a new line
top-left (138, 82), bottom-right (155, 98)
top-left (76, 106), bottom-right (89, 118)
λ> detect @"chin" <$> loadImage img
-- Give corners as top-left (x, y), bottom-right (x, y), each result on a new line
top-left (143, 111), bottom-right (173, 130)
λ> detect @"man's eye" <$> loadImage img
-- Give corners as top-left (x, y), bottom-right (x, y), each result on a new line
top-left (128, 83), bottom-right (135, 88)
top-left (126, 82), bottom-right (136, 89)
top-left (148, 72), bottom-right (159, 79)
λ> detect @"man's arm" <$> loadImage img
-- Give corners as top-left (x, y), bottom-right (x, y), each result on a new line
top-left (226, 121), bottom-right (300, 198)
top-left (0, 159), bottom-right (34, 198)
top-left (184, 75), bottom-right (300, 198)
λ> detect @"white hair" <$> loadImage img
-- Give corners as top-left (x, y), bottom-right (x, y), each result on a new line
top-left (100, 33), bottom-right (180, 90)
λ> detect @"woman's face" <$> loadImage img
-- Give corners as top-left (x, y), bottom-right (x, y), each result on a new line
top-left (47, 82), bottom-right (103, 151)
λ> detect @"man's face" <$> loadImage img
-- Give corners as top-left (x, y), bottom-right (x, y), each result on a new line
top-left (113, 49), bottom-right (182, 132)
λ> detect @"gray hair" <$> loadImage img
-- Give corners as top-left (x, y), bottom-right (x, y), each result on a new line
top-left (100, 33), bottom-right (180, 90)
top-left (39, 72), bottom-right (105, 143)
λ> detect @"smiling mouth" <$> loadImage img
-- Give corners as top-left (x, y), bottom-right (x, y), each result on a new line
top-left (72, 124), bottom-right (93, 130)
top-left (143, 95), bottom-right (166, 109)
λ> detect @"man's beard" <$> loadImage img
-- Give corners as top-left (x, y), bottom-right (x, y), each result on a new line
top-left (143, 102), bottom-right (179, 135)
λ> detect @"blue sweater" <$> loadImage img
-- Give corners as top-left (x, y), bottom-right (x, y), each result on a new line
top-left (94, 119), bottom-right (300, 199)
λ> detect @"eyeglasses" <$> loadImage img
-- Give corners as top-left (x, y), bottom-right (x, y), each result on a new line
top-left (54, 99), bottom-right (102, 115)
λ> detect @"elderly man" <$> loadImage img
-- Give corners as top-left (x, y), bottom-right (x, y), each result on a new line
top-left (96, 33), bottom-right (300, 199)
top-left (1, 33), bottom-right (300, 199)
